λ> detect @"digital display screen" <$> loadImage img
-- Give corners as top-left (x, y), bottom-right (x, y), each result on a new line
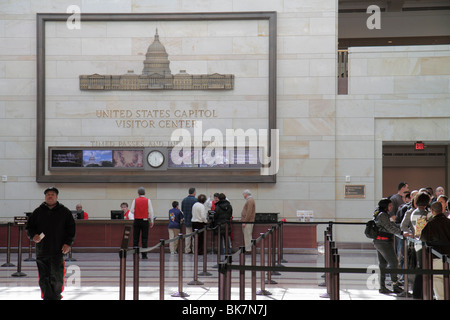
top-left (49, 147), bottom-right (261, 170)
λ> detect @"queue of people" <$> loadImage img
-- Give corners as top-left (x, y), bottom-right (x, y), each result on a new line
top-left (70, 186), bottom-right (255, 257)
top-left (166, 187), bottom-right (255, 256)
top-left (372, 182), bottom-right (450, 299)
top-left (172, 187), bottom-right (255, 256)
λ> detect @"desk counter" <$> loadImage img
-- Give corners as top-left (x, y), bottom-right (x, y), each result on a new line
top-left (0, 220), bottom-right (317, 250)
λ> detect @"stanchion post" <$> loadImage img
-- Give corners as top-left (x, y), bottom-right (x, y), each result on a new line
top-left (239, 246), bottom-right (245, 300)
top-left (199, 227), bottom-right (212, 276)
top-left (427, 246), bottom-right (434, 300)
top-left (271, 225), bottom-right (281, 275)
top-left (328, 221), bottom-right (333, 238)
top-left (225, 222), bottom-right (229, 256)
top-left (188, 229), bottom-right (204, 285)
top-left (133, 247), bottom-right (140, 300)
top-left (216, 224), bottom-right (221, 266)
top-left (24, 236), bottom-right (35, 262)
top-left (218, 261), bottom-right (226, 300)
top-left (280, 221), bottom-right (287, 263)
top-left (275, 223), bottom-right (283, 267)
top-left (159, 240), bottom-right (165, 300)
top-left (256, 233), bottom-right (271, 296)
top-left (2, 222), bottom-right (14, 267)
top-left (251, 239), bottom-right (257, 300)
top-left (118, 225), bottom-right (131, 300)
top-left (119, 248), bottom-right (127, 300)
top-left (266, 228), bottom-right (277, 284)
top-left (422, 243), bottom-right (431, 300)
top-left (265, 229), bottom-right (272, 284)
top-left (331, 252), bottom-right (340, 300)
top-left (319, 230), bottom-right (330, 295)
top-left (444, 255), bottom-right (449, 301)
top-left (329, 241), bottom-right (336, 297)
top-left (403, 236), bottom-right (409, 297)
top-left (11, 226), bottom-right (26, 277)
top-left (171, 234), bottom-right (189, 297)
top-left (226, 255), bottom-right (232, 300)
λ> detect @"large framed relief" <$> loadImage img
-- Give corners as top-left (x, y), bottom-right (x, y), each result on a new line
top-left (36, 12), bottom-right (277, 183)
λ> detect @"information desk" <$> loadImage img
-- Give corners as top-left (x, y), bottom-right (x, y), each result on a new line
top-left (0, 220), bottom-right (317, 251)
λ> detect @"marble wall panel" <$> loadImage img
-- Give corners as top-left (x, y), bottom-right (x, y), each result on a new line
top-left (283, 118), bottom-right (335, 136)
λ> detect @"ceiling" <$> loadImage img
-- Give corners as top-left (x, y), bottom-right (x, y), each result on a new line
top-left (339, 0), bottom-right (450, 12)
top-left (338, 0), bottom-right (450, 48)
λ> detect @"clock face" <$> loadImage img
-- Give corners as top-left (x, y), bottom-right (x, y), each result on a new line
top-left (147, 150), bottom-right (164, 168)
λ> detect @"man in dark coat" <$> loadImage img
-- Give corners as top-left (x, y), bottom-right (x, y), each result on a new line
top-left (26, 187), bottom-right (76, 300)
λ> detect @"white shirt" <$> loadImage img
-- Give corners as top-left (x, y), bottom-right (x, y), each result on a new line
top-left (191, 202), bottom-right (208, 223)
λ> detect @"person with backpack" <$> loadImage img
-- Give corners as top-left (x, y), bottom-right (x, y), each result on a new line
top-left (372, 198), bottom-right (408, 295)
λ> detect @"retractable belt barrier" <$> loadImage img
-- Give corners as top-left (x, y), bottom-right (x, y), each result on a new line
top-left (117, 221), bottom-right (450, 300)
top-left (119, 225), bottom-right (217, 300)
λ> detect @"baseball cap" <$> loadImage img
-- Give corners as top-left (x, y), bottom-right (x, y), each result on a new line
top-left (44, 186), bottom-right (59, 195)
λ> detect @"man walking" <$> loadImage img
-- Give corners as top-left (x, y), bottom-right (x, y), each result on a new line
top-left (26, 187), bottom-right (76, 300)
top-left (130, 187), bottom-right (155, 259)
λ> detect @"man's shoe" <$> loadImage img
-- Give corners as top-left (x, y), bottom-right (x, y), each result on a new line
top-left (379, 286), bottom-right (393, 294)
top-left (393, 283), bottom-right (404, 294)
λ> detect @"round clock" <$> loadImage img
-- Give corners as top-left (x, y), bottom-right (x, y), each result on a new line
top-left (147, 150), bottom-right (164, 168)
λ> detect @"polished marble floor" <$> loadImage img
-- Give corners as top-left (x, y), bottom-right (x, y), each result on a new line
top-left (0, 247), bottom-right (415, 301)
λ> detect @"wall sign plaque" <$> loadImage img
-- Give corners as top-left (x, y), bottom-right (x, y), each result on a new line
top-left (344, 185), bottom-right (366, 199)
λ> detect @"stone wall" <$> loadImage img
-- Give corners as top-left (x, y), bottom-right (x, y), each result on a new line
top-left (0, 0), bottom-right (449, 244)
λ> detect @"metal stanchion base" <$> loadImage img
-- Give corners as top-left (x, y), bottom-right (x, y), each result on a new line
top-left (24, 257), bottom-right (35, 262)
top-left (319, 292), bottom-right (330, 298)
top-left (11, 271), bottom-right (27, 277)
top-left (198, 271), bottom-right (213, 276)
top-left (1, 263), bottom-right (15, 267)
top-left (256, 289), bottom-right (272, 296)
top-left (271, 270), bottom-right (281, 276)
top-left (318, 282), bottom-right (326, 287)
top-left (171, 291), bottom-right (190, 297)
top-left (188, 280), bottom-right (204, 285)
top-left (265, 279), bottom-right (278, 284)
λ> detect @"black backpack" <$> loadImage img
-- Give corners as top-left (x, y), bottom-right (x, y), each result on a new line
top-left (364, 219), bottom-right (379, 239)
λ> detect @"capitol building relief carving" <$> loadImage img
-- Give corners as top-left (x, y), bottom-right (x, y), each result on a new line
top-left (79, 29), bottom-right (234, 91)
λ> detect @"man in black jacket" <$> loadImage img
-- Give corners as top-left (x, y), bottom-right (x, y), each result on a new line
top-left (26, 187), bottom-right (76, 300)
